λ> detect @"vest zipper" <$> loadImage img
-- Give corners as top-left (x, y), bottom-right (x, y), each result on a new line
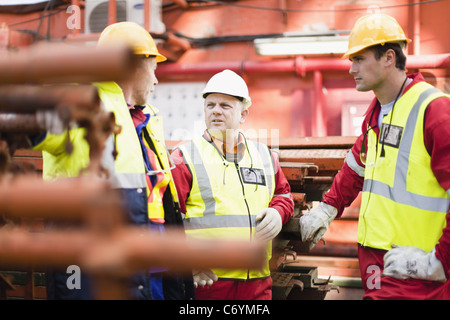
top-left (234, 162), bottom-right (252, 280)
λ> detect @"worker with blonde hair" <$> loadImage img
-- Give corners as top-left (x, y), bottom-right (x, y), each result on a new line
top-left (299, 13), bottom-right (450, 299)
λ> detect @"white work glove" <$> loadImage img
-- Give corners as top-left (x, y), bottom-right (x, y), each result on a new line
top-left (36, 110), bottom-right (66, 134)
top-left (299, 202), bottom-right (337, 249)
top-left (255, 208), bottom-right (282, 241)
top-left (382, 245), bottom-right (447, 283)
top-left (193, 269), bottom-right (218, 288)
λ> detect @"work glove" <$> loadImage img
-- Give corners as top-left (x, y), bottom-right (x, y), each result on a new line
top-left (36, 110), bottom-right (66, 134)
top-left (255, 208), bottom-right (282, 241)
top-left (193, 269), bottom-right (218, 288)
top-left (382, 245), bottom-right (447, 282)
top-left (299, 202), bottom-right (337, 250)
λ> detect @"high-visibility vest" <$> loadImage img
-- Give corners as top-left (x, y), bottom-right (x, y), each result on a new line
top-left (33, 128), bottom-right (90, 181)
top-left (178, 136), bottom-right (276, 280)
top-left (358, 81), bottom-right (450, 252)
top-left (95, 81), bottom-right (179, 222)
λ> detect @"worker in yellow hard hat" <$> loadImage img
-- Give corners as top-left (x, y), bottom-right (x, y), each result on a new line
top-left (96, 21), bottom-right (194, 300)
top-left (35, 21), bottom-right (193, 300)
top-left (341, 13), bottom-right (411, 59)
top-left (300, 13), bottom-right (450, 300)
top-left (97, 21), bottom-right (167, 62)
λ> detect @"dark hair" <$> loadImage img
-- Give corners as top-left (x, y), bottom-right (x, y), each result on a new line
top-left (368, 42), bottom-right (407, 70)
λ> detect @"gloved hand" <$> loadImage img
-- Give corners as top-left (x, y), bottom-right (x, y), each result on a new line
top-left (299, 202), bottom-right (337, 250)
top-left (193, 269), bottom-right (218, 288)
top-left (382, 245), bottom-right (447, 282)
top-left (36, 110), bottom-right (66, 134)
top-left (255, 208), bottom-right (282, 241)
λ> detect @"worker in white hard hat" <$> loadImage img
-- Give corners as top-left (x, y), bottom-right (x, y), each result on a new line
top-left (33, 21), bottom-right (193, 300)
top-left (170, 69), bottom-right (294, 300)
top-left (299, 13), bottom-right (450, 299)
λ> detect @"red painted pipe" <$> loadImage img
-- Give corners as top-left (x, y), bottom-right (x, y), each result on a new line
top-left (144, 0), bottom-right (150, 31)
top-left (108, 0), bottom-right (116, 25)
top-left (155, 53), bottom-right (449, 139)
top-left (313, 70), bottom-right (326, 137)
top-left (156, 53), bottom-right (450, 78)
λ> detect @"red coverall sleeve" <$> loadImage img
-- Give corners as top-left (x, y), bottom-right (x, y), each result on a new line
top-left (269, 150), bottom-right (294, 225)
top-left (424, 96), bottom-right (450, 279)
top-left (170, 148), bottom-right (192, 215)
top-left (322, 98), bottom-right (379, 218)
top-left (322, 132), bottom-right (366, 218)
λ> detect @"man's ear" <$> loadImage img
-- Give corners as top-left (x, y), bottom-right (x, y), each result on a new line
top-left (240, 108), bottom-right (249, 123)
top-left (384, 49), bottom-right (396, 68)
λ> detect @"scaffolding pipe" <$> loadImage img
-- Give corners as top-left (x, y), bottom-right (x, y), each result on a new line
top-left (0, 44), bottom-right (137, 84)
top-left (0, 176), bottom-right (266, 300)
top-left (0, 114), bottom-right (42, 133)
top-left (0, 85), bottom-right (100, 114)
top-left (0, 227), bottom-right (265, 275)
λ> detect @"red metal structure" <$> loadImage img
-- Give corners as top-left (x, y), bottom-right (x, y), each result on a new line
top-left (0, 0), bottom-right (448, 138)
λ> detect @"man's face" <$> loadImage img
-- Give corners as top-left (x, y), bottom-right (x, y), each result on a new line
top-left (204, 93), bottom-right (248, 140)
top-left (349, 49), bottom-right (385, 92)
top-left (132, 56), bottom-right (158, 105)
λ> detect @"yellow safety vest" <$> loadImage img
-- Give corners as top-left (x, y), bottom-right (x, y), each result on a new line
top-left (358, 81), bottom-right (450, 252)
top-left (178, 136), bottom-right (276, 280)
top-left (33, 128), bottom-right (90, 181)
top-left (95, 82), bottom-right (147, 188)
top-left (94, 81), bottom-right (179, 222)
top-left (140, 105), bottom-right (180, 222)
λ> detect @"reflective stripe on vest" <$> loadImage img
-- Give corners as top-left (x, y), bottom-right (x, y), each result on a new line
top-left (181, 138), bottom-right (275, 231)
top-left (144, 112), bottom-right (181, 220)
top-left (345, 150), bottom-right (365, 177)
top-left (179, 137), bottom-right (275, 280)
top-left (143, 139), bottom-right (169, 223)
top-left (358, 82), bottom-right (449, 252)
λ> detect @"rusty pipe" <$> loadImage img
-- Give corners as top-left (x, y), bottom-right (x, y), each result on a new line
top-left (89, 228), bottom-right (266, 275)
top-left (291, 192), bottom-right (306, 207)
top-left (0, 227), bottom-right (265, 278)
top-left (0, 85), bottom-right (100, 114)
top-left (0, 114), bottom-right (42, 133)
top-left (0, 44), bottom-right (137, 84)
top-left (0, 176), bottom-right (118, 221)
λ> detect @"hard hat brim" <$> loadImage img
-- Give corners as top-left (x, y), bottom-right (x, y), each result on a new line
top-left (342, 38), bottom-right (411, 59)
top-left (156, 54), bottom-right (167, 63)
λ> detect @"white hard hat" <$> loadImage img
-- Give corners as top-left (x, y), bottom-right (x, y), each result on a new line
top-left (202, 69), bottom-right (252, 109)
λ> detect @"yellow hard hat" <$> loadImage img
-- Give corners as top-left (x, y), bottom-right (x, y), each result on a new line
top-left (97, 21), bottom-right (166, 62)
top-left (342, 13), bottom-right (411, 59)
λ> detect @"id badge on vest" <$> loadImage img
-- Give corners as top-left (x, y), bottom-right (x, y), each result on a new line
top-left (380, 123), bottom-right (403, 148)
top-left (240, 167), bottom-right (266, 186)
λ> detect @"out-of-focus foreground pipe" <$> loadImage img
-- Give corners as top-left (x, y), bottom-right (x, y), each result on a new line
top-left (0, 44), bottom-right (137, 84)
